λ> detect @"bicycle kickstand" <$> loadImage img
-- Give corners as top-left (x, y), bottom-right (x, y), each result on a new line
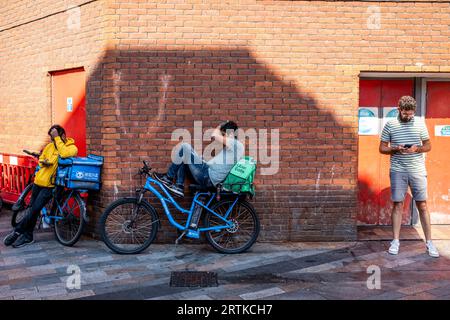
top-left (175, 230), bottom-right (186, 245)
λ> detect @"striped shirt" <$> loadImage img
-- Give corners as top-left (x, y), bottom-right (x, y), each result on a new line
top-left (380, 116), bottom-right (429, 174)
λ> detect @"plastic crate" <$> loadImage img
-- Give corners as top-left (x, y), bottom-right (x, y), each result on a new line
top-left (56, 154), bottom-right (103, 191)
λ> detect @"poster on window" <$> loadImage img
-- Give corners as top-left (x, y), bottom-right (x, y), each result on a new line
top-left (435, 125), bottom-right (450, 137)
top-left (358, 107), bottom-right (379, 135)
top-left (382, 107), bottom-right (398, 129)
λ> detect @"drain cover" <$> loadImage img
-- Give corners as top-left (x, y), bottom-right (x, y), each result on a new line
top-left (170, 271), bottom-right (218, 287)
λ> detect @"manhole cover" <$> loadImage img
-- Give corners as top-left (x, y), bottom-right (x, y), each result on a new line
top-left (170, 271), bottom-right (218, 287)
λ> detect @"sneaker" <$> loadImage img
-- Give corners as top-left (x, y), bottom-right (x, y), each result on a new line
top-left (3, 231), bottom-right (21, 246)
top-left (153, 172), bottom-right (173, 187)
top-left (426, 241), bottom-right (440, 258)
top-left (166, 183), bottom-right (184, 198)
top-left (388, 239), bottom-right (400, 255)
top-left (12, 234), bottom-right (34, 248)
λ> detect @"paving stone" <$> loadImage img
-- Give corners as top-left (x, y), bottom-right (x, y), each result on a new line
top-left (287, 260), bottom-right (346, 274)
top-left (399, 292), bottom-right (436, 300)
top-left (46, 290), bottom-right (95, 300)
top-left (0, 297), bottom-right (13, 300)
top-left (239, 287), bottom-right (285, 300)
top-left (37, 282), bottom-right (67, 292)
top-left (209, 283), bottom-right (273, 300)
top-left (307, 282), bottom-right (375, 300)
top-left (363, 290), bottom-right (406, 300)
top-left (6, 287), bottom-right (38, 299)
top-left (0, 285), bottom-right (11, 294)
top-left (183, 294), bottom-right (213, 300)
top-left (7, 268), bottom-right (57, 280)
top-left (15, 288), bottom-right (68, 300)
top-left (199, 283), bottom-right (254, 300)
top-left (32, 274), bottom-right (64, 287)
top-left (24, 258), bottom-right (52, 267)
top-left (398, 282), bottom-right (440, 295)
top-left (9, 280), bottom-right (37, 290)
top-left (0, 256), bottom-right (26, 267)
top-left (1, 209), bottom-right (450, 300)
top-left (427, 284), bottom-right (450, 296)
top-left (262, 289), bottom-right (326, 300)
top-left (80, 282), bottom-right (187, 300)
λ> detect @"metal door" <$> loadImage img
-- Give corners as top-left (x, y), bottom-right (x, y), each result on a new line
top-left (358, 79), bottom-right (414, 225)
top-left (51, 68), bottom-right (86, 156)
top-left (425, 80), bottom-right (450, 224)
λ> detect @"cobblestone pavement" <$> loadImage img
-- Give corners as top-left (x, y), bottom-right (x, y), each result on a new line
top-left (1, 209), bottom-right (450, 300)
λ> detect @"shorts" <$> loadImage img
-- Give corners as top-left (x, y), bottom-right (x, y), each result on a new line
top-left (390, 171), bottom-right (427, 202)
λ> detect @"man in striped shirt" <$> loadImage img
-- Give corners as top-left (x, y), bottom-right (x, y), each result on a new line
top-left (379, 95), bottom-right (439, 258)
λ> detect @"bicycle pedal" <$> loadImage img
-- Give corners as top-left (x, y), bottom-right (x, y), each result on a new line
top-left (186, 229), bottom-right (200, 239)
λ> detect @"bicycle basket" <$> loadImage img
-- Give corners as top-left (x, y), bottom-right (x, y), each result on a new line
top-left (56, 154), bottom-right (104, 190)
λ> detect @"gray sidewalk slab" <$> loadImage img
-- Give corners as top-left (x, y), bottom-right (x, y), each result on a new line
top-left (1, 209), bottom-right (450, 300)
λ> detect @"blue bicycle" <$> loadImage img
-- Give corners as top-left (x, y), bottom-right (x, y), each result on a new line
top-left (99, 161), bottom-right (260, 254)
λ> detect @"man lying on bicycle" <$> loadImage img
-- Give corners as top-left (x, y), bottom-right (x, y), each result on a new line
top-left (3, 125), bottom-right (78, 248)
top-left (154, 121), bottom-right (244, 197)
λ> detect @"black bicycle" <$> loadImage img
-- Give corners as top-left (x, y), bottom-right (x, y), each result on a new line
top-left (11, 150), bottom-right (87, 246)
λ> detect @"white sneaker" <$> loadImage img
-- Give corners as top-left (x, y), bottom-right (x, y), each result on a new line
top-left (426, 241), bottom-right (440, 258)
top-left (388, 240), bottom-right (400, 255)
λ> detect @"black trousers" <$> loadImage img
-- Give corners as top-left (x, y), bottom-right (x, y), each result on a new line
top-left (15, 184), bottom-right (53, 237)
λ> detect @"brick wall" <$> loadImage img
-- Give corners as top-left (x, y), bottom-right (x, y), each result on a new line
top-left (1, 0), bottom-right (450, 242)
top-left (0, 0), bottom-right (107, 154)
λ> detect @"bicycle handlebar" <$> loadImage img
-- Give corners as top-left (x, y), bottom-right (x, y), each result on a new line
top-left (23, 149), bottom-right (41, 159)
top-left (138, 160), bottom-right (152, 176)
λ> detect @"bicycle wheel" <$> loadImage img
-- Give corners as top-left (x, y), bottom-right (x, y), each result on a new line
top-left (11, 183), bottom-right (33, 227)
top-left (100, 197), bottom-right (159, 254)
top-left (204, 199), bottom-right (260, 254)
top-left (54, 191), bottom-right (86, 246)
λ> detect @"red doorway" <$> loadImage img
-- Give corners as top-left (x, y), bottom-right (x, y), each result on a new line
top-left (357, 79), bottom-right (414, 225)
top-left (425, 80), bottom-right (450, 224)
top-left (50, 68), bottom-right (86, 157)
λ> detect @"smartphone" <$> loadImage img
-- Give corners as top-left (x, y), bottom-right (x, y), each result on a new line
top-left (403, 144), bottom-right (413, 148)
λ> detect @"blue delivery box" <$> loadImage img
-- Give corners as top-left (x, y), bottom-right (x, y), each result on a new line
top-left (56, 154), bottom-right (104, 191)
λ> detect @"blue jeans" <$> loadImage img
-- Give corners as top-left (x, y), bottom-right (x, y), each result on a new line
top-left (167, 143), bottom-right (214, 188)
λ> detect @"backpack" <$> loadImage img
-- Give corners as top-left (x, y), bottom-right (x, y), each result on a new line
top-left (221, 156), bottom-right (256, 196)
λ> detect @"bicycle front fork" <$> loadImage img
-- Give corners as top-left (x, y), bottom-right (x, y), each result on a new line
top-left (135, 188), bottom-right (146, 204)
top-left (131, 189), bottom-right (146, 221)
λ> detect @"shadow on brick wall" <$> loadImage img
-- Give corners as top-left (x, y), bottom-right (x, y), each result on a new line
top-left (84, 47), bottom-right (357, 243)
top-left (357, 177), bottom-right (413, 226)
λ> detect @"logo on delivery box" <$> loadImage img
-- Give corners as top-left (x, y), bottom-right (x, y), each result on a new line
top-left (75, 171), bottom-right (98, 180)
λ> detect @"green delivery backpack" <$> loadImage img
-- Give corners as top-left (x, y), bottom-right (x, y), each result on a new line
top-left (222, 156), bottom-right (256, 196)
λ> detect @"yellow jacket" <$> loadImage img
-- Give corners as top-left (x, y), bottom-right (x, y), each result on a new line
top-left (34, 136), bottom-right (78, 187)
